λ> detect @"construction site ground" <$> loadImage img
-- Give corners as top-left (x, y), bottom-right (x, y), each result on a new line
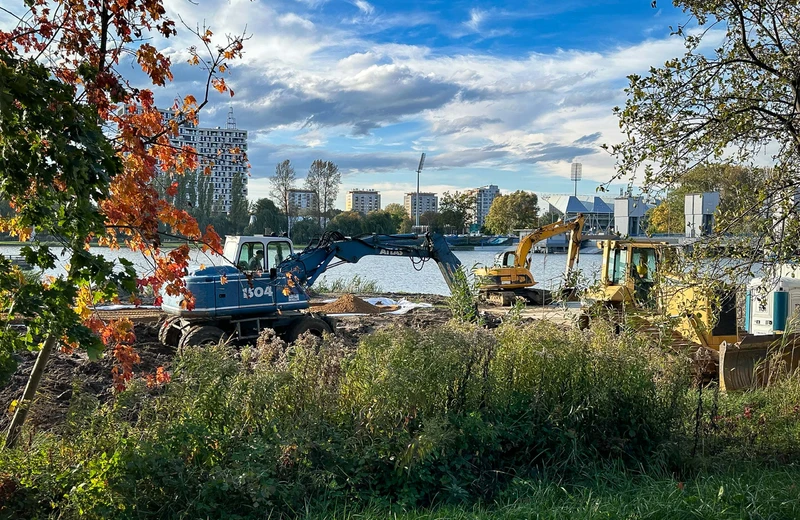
top-left (0, 294), bottom-right (584, 435)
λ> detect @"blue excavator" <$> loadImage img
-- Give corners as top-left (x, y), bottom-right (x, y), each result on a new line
top-left (159, 231), bottom-right (462, 348)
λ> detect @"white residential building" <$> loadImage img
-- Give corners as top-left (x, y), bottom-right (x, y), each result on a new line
top-left (404, 192), bottom-right (438, 219)
top-left (157, 107), bottom-right (248, 214)
top-left (346, 189), bottom-right (381, 214)
top-left (288, 189), bottom-right (317, 211)
top-left (467, 184), bottom-right (500, 227)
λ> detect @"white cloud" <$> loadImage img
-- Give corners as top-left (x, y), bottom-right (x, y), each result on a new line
top-left (353, 0), bottom-right (374, 15)
top-left (464, 8), bottom-right (486, 32)
top-left (278, 13), bottom-right (315, 30)
top-left (127, 0), bottom-right (711, 201)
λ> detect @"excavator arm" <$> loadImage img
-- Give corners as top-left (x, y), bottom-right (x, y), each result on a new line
top-left (515, 214), bottom-right (586, 270)
top-left (278, 231), bottom-right (462, 292)
top-left (564, 214), bottom-right (585, 280)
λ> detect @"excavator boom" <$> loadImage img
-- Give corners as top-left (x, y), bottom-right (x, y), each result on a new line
top-left (515, 214), bottom-right (586, 271)
top-left (159, 232), bottom-right (462, 349)
top-left (282, 231), bottom-right (462, 293)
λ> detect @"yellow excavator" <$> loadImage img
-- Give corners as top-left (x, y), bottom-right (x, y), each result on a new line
top-left (474, 214), bottom-right (585, 305)
top-left (584, 237), bottom-right (737, 349)
top-left (582, 237), bottom-right (792, 390)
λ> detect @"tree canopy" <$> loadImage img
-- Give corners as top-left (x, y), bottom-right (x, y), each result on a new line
top-left (305, 160), bottom-right (341, 227)
top-left (327, 211), bottom-right (364, 236)
top-left (609, 0), bottom-right (800, 273)
top-left (484, 190), bottom-right (539, 235)
top-left (270, 160), bottom-right (296, 228)
top-left (384, 203), bottom-right (411, 233)
top-left (1, 0), bottom-right (247, 444)
top-left (646, 164), bottom-right (766, 235)
top-left (439, 191), bottom-right (475, 234)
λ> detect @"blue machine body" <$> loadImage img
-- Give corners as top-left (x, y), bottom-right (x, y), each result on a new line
top-left (773, 290), bottom-right (789, 332)
top-left (746, 272), bottom-right (800, 336)
top-left (161, 232), bottom-right (461, 319)
top-left (744, 290), bottom-right (752, 333)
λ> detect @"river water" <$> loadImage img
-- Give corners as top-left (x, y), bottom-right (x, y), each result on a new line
top-left (0, 245), bottom-right (604, 296)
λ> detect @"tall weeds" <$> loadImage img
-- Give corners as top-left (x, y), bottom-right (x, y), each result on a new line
top-left (313, 275), bottom-right (382, 294)
top-left (0, 321), bottom-right (694, 518)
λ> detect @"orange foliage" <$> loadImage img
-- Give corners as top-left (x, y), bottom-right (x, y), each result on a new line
top-left (1, 0), bottom-right (243, 386)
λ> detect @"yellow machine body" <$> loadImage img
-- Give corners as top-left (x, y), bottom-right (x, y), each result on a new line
top-left (474, 215), bottom-right (585, 303)
top-left (585, 238), bottom-right (800, 391)
top-left (586, 238), bottom-right (739, 351)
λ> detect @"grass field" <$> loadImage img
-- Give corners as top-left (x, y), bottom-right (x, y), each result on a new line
top-left (308, 466), bottom-right (800, 519)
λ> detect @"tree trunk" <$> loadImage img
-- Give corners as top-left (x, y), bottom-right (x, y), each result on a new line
top-left (3, 335), bottom-right (57, 450)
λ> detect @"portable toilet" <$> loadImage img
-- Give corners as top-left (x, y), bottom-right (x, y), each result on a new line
top-left (746, 266), bottom-right (800, 335)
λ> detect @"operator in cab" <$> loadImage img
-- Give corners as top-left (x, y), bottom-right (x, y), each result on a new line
top-left (248, 249), bottom-right (265, 271)
top-left (633, 256), bottom-right (653, 307)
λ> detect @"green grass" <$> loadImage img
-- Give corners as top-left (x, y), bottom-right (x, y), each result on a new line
top-left (313, 274), bottom-right (382, 293)
top-left (309, 465), bottom-right (800, 519)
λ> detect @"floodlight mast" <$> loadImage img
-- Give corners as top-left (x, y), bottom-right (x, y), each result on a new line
top-left (570, 162), bottom-right (582, 197)
top-left (416, 152), bottom-right (426, 228)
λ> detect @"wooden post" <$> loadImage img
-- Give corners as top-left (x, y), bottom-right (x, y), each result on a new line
top-left (3, 335), bottom-right (57, 450)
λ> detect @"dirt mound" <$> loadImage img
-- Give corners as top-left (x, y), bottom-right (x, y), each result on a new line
top-left (316, 294), bottom-right (382, 314)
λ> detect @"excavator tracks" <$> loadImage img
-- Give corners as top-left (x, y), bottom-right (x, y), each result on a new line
top-left (93, 308), bottom-right (165, 323)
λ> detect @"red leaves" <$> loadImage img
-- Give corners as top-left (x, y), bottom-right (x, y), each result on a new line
top-left (211, 77), bottom-right (228, 94)
top-left (146, 366), bottom-right (171, 388)
top-left (3, 0), bottom-right (247, 392)
top-left (137, 43), bottom-right (174, 86)
top-left (82, 317), bottom-right (140, 391)
top-left (166, 181), bottom-right (179, 197)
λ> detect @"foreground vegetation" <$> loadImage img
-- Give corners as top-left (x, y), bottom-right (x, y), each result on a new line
top-left (308, 466), bottom-right (800, 519)
top-left (2, 321), bottom-right (800, 518)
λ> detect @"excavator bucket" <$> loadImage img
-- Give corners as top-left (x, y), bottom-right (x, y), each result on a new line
top-left (719, 334), bottom-right (800, 391)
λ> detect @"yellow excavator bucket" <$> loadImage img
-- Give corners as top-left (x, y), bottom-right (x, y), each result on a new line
top-left (719, 334), bottom-right (800, 391)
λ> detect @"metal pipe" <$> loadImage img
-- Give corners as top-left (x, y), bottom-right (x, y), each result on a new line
top-left (416, 168), bottom-right (420, 228)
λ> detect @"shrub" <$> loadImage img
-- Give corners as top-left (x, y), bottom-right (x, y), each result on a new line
top-left (0, 321), bottom-right (693, 518)
top-left (313, 275), bottom-right (382, 294)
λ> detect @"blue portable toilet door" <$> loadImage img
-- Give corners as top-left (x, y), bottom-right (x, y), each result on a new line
top-left (234, 241), bottom-right (275, 312)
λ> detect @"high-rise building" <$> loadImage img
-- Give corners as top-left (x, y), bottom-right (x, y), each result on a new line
top-left (288, 189), bottom-right (317, 211)
top-left (119, 106), bottom-right (249, 213)
top-left (467, 184), bottom-right (500, 227)
top-left (345, 189), bottom-right (381, 214)
top-left (404, 192), bottom-right (438, 219)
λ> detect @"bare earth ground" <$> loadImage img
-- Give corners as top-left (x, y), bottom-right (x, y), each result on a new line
top-left (0, 294), bottom-right (569, 435)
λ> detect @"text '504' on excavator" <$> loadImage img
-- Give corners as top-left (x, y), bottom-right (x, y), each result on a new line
top-left (583, 237), bottom-right (800, 391)
top-left (158, 231), bottom-right (462, 349)
top-left (473, 214), bottom-right (585, 306)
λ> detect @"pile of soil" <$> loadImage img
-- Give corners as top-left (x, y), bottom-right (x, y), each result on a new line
top-left (316, 294), bottom-right (382, 314)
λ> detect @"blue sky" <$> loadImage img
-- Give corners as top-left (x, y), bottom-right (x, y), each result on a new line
top-left (7, 0), bottom-right (697, 207)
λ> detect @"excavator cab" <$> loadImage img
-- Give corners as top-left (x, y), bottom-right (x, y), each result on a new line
top-left (591, 239), bottom-right (668, 307)
top-left (496, 251), bottom-right (517, 268)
